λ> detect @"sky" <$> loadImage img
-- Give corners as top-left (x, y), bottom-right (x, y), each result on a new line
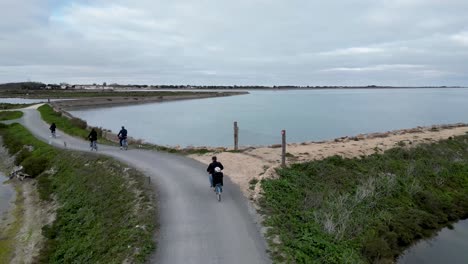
top-left (0, 0), bottom-right (467, 86)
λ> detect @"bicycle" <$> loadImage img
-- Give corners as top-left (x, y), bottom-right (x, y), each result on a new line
top-left (120, 138), bottom-right (128, 150)
top-left (51, 131), bottom-right (56, 138)
top-left (214, 183), bottom-right (223, 202)
top-left (90, 141), bottom-right (98, 151)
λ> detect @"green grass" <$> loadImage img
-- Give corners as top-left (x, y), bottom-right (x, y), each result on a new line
top-left (38, 104), bottom-right (89, 139)
top-left (38, 104), bottom-right (113, 145)
top-left (0, 111), bottom-right (23, 121)
top-left (0, 103), bottom-right (34, 110)
top-left (259, 135), bottom-right (468, 263)
top-left (0, 123), bottom-right (157, 263)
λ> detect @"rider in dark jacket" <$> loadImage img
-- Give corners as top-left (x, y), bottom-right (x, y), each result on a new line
top-left (117, 126), bottom-right (127, 147)
top-left (50, 123), bottom-right (56, 133)
top-left (88, 128), bottom-right (98, 149)
top-left (212, 167), bottom-right (224, 187)
top-left (88, 128), bottom-right (98, 141)
top-left (207, 156), bottom-right (224, 187)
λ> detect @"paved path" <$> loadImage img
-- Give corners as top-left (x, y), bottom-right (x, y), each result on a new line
top-left (14, 106), bottom-right (271, 264)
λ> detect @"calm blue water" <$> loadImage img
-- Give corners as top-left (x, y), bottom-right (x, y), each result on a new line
top-left (69, 89), bottom-right (468, 147)
top-left (0, 173), bottom-right (14, 219)
top-left (0, 98), bottom-right (48, 104)
top-left (398, 220), bottom-right (468, 263)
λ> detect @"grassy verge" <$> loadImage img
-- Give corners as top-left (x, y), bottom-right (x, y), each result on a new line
top-left (38, 104), bottom-right (90, 139)
top-left (0, 111), bottom-right (23, 121)
top-left (0, 123), bottom-right (157, 263)
top-left (260, 134), bottom-right (468, 263)
top-left (38, 104), bottom-right (115, 145)
top-left (0, 103), bottom-right (34, 110)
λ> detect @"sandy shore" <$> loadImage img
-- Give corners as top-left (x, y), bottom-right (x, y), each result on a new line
top-left (189, 123), bottom-right (468, 199)
top-left (51, 91), bottom-right (247, 110)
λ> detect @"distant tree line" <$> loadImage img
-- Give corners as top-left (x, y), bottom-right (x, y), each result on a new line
top-left (0, 82), bottom-right (46, 90)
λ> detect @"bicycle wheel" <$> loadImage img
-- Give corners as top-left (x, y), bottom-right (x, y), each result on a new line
top-left (216, 185), bottom-right (222, 202)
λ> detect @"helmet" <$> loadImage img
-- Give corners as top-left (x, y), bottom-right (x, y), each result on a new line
top-left (215, 167), bottom-right (221, 173)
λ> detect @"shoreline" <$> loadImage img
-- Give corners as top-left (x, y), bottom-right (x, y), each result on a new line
top-left (14, 91), bottom-right (248, 110)
top-left (189, 122), bottom-right (468, 198)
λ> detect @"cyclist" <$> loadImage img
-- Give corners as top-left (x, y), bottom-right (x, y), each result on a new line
top-left (88, 128), bottom-right (98, 151)
top-left (212, 167), bottom-right (224, 193)
top-left (206, 156), bottom-right (224, 188)
top-left (117, 126), bottom-right (127, 150)
top-left (49, 123), bottom-right (56, 137)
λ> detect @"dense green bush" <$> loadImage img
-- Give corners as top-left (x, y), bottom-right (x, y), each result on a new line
top-left (260, 134), bottom-right (468, 263)
top-left (70, 117), bottom-right (87, 129)
top-left (0, 111), bottom-right (23, 121)
top-left (14, 148), bottom-right (32, 165)
top-left (22, 156), bottom-right (49, 177)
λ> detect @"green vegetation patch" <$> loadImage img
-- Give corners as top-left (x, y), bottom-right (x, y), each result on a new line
top-left (0, 123), bottom-right (157, 263)
top-left (260, 135), bottom-right (468, 263)
top-left (0, 103), bottom-right (34, 110)
top-left (0, 111), bottom-right (23, 121)
top-left (38, 104), bottom-right (89, 139)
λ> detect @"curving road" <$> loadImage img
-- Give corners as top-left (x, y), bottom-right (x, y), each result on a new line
top-left (15, 106), bottom-right (271, 264)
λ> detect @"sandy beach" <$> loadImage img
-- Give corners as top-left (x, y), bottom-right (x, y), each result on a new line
top-left (189, 123), bottom-right (468, 199)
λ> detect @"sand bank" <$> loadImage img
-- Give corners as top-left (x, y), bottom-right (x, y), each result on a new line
top-left (51, 91), bottom-right (247, 110)
top-left (189, 123), bottom-right (468, 199)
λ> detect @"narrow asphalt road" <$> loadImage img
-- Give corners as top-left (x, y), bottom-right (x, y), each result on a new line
top-left (13, 106), bottom-right (271, 264)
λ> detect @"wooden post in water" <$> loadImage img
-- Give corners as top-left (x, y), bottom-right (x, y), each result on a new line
top-left (281, 130), bottom-right (286, 167)
top-left (234, 121), bottom-right (239, 151)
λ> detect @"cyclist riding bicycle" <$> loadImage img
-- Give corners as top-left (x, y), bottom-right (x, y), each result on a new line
top-left (49, 123), bottom-right (56, 137)
top-left (88, 128), bottom-right (98, 151)
top-left (206, 156), bottom-right (224, 188)
top-left (117, 126), bottom-right (128, 150)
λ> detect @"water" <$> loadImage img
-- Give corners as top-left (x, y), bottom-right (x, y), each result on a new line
top-left (69, 88), bottom-right (468, 147)
top-left (398, 220), bottom-right (468, 263)
top-left (0, 172), bottom-right (14, 219)
top-left (0, 98), bottom-right (49, 104)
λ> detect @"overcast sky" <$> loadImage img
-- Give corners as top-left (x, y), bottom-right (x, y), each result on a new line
top-left (1, 0), bottom-right (467, 86)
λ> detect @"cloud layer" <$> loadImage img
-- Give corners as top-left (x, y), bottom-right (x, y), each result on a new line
top-left (0, 0), bottom-right (467, 85)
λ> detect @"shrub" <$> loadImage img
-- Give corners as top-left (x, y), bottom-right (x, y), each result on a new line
top-left (70, 117), bottom-right (87, 129)
top-left (22, 156), bottom-right (49, 177)
top-left (14, 148), bottom-right (32, 165)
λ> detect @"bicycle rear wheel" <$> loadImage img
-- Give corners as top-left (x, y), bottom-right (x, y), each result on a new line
top-left (215, 185), bottom-right (222, 202)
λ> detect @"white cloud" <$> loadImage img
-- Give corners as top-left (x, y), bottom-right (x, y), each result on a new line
top-left (0, 0), bottom-right (467, 85)
top-left (451, 31), bottom-right (468, 46)
top-left (321, 64), bottom-right (425, 72)
top-left (318, 47), bottom-right (385, 56)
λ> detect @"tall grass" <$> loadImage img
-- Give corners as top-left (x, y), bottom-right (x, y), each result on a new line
top-left (260, 134), bottom-right (468, 263)
top-left (0, 111), bottom-right (23, 121)
top-left (0, 123), bottom-right (157, 263)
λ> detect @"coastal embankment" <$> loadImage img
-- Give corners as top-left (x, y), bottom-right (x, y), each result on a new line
top-left (50, 91), bottom-right (247, 110)
top-left (190, 123), bottom-right (468, 197)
